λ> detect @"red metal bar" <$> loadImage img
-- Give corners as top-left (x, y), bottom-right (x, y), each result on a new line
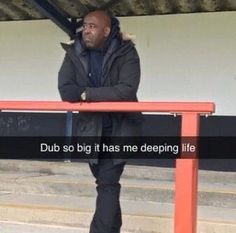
top-left (0, 101), bottom-right (214, 113)
top-left (175, 113), bottom-right (199, 233)
top-left (0, 101), bottom-right (215, 233)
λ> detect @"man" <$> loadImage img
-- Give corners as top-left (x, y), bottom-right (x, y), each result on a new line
top-left (58, 10), bottom-right (142, 233)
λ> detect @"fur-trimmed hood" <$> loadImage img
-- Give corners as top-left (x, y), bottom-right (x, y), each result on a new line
top-left (63, 31), bottom-right (136, 45)
top-left (64, 32), bottom-right (136, 45)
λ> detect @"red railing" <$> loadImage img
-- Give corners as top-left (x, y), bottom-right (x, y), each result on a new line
top-left (0, 100), bottom-right (215, 233)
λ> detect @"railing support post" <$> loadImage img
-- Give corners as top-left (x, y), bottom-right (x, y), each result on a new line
top-left (174, 113), bottom-right (199, 233)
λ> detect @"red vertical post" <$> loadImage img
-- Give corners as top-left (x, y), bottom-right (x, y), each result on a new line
top-left (174, 113), bottom-right (200, 233)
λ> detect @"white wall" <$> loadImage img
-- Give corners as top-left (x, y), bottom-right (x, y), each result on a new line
top-left (0, 12), bottom-right (236, 115)
top-left (0, 19), bottom-right (66, 101)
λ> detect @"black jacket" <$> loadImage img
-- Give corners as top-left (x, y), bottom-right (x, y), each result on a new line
top-left (58, 31), bottom-right (142, 164)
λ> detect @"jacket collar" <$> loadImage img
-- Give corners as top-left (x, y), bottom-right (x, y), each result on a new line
top-left (60, 36), bottom-right (134, 85)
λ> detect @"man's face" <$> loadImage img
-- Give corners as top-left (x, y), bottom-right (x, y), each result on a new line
top-left (82, 14), bottom-right (110, 49)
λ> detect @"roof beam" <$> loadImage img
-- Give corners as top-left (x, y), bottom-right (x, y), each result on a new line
top-left (26, 0), bottom-right (76, 38)
top-left (100, 0), bottom-right (121, 10)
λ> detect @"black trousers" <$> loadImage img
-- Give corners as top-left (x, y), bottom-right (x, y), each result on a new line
top-left (89, 158), bottom-right (125, 233)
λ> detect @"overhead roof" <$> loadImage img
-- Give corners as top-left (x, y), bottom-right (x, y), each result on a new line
top-left (1, 0), bottom-right (236, 37)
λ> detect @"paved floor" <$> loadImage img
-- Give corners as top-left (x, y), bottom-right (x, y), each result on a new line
top-left (0, 221), bottom-right (132, 233)
top-left (0, 221), bottom-right (87, 233)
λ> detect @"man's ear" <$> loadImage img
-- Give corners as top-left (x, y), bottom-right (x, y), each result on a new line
top-left (104, 27), bottom-right (111, 37)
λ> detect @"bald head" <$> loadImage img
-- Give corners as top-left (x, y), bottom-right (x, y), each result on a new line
top-left (82, 10), bottom-right (111, 49)
top-left (85, 10), bottom-right (111, 28)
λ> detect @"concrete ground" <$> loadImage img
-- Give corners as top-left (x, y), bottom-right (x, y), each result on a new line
top-left (0, 221), bottom-right (133, 233)
top-left (0, 221), bottom-right (87, 233)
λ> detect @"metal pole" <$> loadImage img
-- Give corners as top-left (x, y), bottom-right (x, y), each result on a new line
top-left (174, 113), bottom-right (199, 233)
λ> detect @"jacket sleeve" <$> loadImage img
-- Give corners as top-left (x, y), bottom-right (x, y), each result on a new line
top-left (58, 54), bottom-right (85, 102)
top-left (85, 49), bottom-right (140, 102)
